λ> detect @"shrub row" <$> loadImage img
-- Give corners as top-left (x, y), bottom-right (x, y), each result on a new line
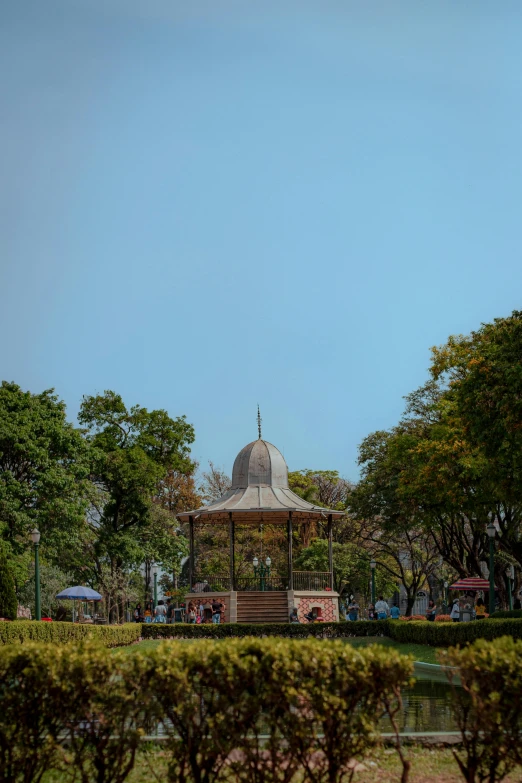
top-left (0, 621), bottom-right (141, 647)
top-left (387, 618), bottom-right (522, 647)
top-left (142, 620), bottom-right (387, 639)
top-left (441, 636), bottom-right (522, 782)
top-left (0, 638), bottom-right (413, 783)
top-left (489, 609), bottom-right (522, 619)
top-left (143, 618), bottom-right (522, 647)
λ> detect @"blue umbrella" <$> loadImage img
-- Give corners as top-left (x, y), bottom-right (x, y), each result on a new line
top-left (56, 586), bottom-right (102, 601)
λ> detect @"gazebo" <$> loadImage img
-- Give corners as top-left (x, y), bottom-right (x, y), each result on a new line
top-left (177, 436), bottom-right (344, 623)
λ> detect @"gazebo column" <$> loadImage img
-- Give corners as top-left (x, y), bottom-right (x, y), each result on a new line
top-left (188, 515), bottom-right (194, 590)
top-left (287, 512), bottom-right (293, 590)
top-left (327, 513), bottom-right (334, 590)
top-left (229, 512), bottom-right (235, 590)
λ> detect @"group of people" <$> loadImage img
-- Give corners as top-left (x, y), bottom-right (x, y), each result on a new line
top-left (186, 598), bottom-right (225, 624)
top-left (134, 598), bottom-right (226, 624)
top-left (134, 599), bottom-right (177, 624)
top-left (449, 595), bottom-right (487, 622)
top-left (345, 596), bottom-right (402, 621)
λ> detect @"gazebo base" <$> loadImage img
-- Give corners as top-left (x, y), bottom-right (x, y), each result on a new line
top-left (184, 589), bottom-right (340, 624)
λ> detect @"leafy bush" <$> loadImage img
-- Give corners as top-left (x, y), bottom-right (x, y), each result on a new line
top-left (0, 642), bottom-right (150, 783)
top-left (434, 614), bottom-right (451, 622)
top-left (399, 615), bottom-right (426, 621)
top-left (387, 618), bottom-right (522, 647)
top-left (57, 644), bottom-right (150, 783)
top-left (0, 548), bottom-right (17, 621)
top-left (489, 609), bottom-right (522, 619)
top-left (0, 621), bottom-right (141, 647)
top-left (0, 644), bottom-right (66, 783)
top-left (441, 637), bottom-right (522, 782)
top-left (142, 620), bottom-right (388, 640)
top-left (140, 638), bottom-right (414, 783)
top-left (0, 638), bottom-right (414, 783)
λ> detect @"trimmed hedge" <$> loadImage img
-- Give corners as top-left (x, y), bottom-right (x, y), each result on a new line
top-left (441, 637), bottom-right (522, 782)
top-left (0, 621), bottom-right (141, 647)
top-left (387, 618), bottom-right (522, 647)
top-left (0, 638), bottom-right (414, 783)
top-left (489, 609), bottom-right (522, 619)
top-left (142, 620), bottom-right (388, 639)
top-left (144, 618), bottom-right (522, 648)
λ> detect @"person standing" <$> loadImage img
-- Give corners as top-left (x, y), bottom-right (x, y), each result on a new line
top-left (346, 599), bottom-right (360, 621)
top-left (450, 599), bottom-right (460, 623)
top-left (154, 600), bottom-right (167, 623)
top-left (211, 599), bottom-right (223, 624)
top-left (426, 600), bottom-right (437, 621)
top-left (375, 596), bottom-right (390, 620)
top-left (367, 603), bottom-right (376, 620)
top-left (134, 604), bottom-right (142, 623)
top-left (166, 598), bottom-right (174, 624)
top-left (390, 604), bottom-right (401, 619)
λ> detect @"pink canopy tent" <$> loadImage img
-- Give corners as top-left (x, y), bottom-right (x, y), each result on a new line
top-left (450, 577), bottom-right (494, 591)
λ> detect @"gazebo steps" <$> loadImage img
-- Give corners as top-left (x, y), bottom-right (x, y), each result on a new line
top-left (236, 591), bottom-right (289, 624)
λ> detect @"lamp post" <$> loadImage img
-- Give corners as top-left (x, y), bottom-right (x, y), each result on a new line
top-left (370, 560), bottom-right (376, 605)
top-left (443, 581), bottom-right (449, 613)
top-left (253, 556), bottom-right (271, 591)
top-left (152, 563), bottom-right (158, 607)
top-left (507, 565), bottom-right (514, 612)
top-left (486, 523), bottom-right (496, 616)
top-left (30, 529), bottom-right (41, 621)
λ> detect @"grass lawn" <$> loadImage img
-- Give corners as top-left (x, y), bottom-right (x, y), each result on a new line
top-left (42, 747), bottom-right (522, 783)
top-left (340, 636), bottom-right (441, 665)
top-left (120, 636), bottom-right (441, 664)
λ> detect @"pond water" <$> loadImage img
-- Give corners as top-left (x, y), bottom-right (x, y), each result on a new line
top-left (146, 666), bottom-right (460, 738)
top-left (380, 667), bottom-right (458, 733)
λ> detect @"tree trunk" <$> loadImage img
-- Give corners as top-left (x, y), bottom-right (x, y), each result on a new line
top-left (404, 591), bottom-right (415, 617)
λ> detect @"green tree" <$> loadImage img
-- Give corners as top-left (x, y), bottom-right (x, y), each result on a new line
top-left (293, 538), bottom-right (380, 599)
top-left (0, 545), bottom-right (17, 619)
top-left (430, 311), bottom-right (522, 568)
top-left (0, 381), bottom-right (91, 579)
top-left (17, 563), bottom-right (73, 620)
top-left (78, 391), bottom-right (195, 610)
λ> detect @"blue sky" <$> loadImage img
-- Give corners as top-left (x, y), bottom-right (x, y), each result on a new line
top-left (2, 0), bottom-right (522, 481)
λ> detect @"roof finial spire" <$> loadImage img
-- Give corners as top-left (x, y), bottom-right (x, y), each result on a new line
top-left (257, 404), bottom-right (262, 440)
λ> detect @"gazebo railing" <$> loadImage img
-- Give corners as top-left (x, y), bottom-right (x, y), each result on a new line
top-left (293, 571), bottom-right (331, 591)
top-left (235, 575), bottom-right (289, 592)
top-left (192, 574), bottom-right (231, 592)
top-left (191, 572), bottom-right (332, 592)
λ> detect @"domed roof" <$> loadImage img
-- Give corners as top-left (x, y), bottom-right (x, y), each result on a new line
top-left (176, 435), bottom-right (345, 524)
top-left (231, 440), bottom-right (288, 489)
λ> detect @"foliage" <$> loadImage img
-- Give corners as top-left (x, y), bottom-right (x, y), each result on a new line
top-left (489, 609), bottom-right (522, 618)
top-left (434, 614), bottom-right (451, 622)
top-left (0, 546), bottom-right (17, 620)
top-left (17, 563), bottom-right (73, 620)
top-left (293, 538), bottom-right (393, 599)
top-left (0, 643), bottom-right (69, 783)
top-left (0, 639), bottom-right (413, 783)
top-left (199, 461), bottom-right (231, 503)
top-left (442, 637), bottom-right (522, 782)
top-left (0, 642), bottom-right (149, 783)
top-left (349, 426), bottom-right (445, 615)
top-left (0, 621), bottom-right (141, 647)
top-left (142, 638), bottom-right (413, 783)
top-left (78, 391), bottom-right (195, 612)
top-left (288, 470), bottom-right (352, 510)
top-left (387, 618), bottom-right (522, 647)
top-left (58, 645), bottom-right (149, 783)
top-left (143, 621), bottom-right (390, 640)
top-left (0, 381), bottom-right (91, 575)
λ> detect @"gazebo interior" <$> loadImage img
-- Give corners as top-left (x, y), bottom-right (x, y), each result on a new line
top-left (177, 437), bottom-right (344, 623)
